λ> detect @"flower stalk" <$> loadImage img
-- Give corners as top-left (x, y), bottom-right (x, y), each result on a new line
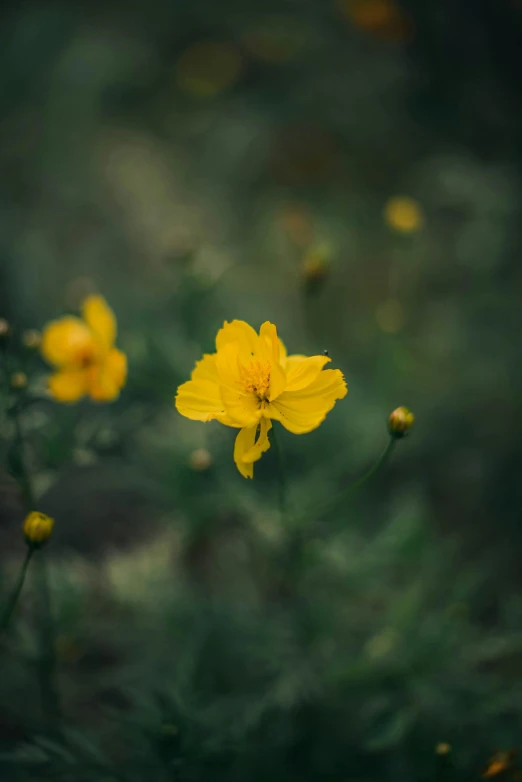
top-left (0, 343), bottom-right (63, 740)
top-left (0, 545), bottom-right (35, 634)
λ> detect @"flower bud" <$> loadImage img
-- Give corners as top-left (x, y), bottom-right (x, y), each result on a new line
top-left (22, 329), bottom-right (41, 349)
top-left (23, 511), bottom-right (54, 547)
top-left (388, 406), bottom-right (414, 437)
top-left (302, 243), bottom-right (331, 294)
top-left (435, 743), bottom-right (451, 756)
top-left (0, 318), bottom-right (10, 339)
top-left (10, 372), bottom-right (28, 390)
top-left (189, 448), bottom-right (212, 471)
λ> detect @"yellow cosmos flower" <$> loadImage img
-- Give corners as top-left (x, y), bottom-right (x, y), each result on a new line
top-left (41, 295), bottom-right (127, 403)
top-left (175, 320), bottom-right (347, 478)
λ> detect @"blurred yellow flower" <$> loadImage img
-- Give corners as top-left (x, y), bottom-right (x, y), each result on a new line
top-left (41, 295), bottom-right (127, 403)
top-left (175, 320), bottom-right (347, 478)
top-left (23, 511), bottom-right (54, 546)
top-left (384, 196), bottom-right (424, 233)
top-left (435, 742), bottom-right (451, 755)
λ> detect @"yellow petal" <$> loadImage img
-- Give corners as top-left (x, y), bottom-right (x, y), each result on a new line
top-left (220, 384), bottom-right (261, 427)
top-left (233, 418), bottom-right (272, 478)
top-left (285, 354), bottom-right (331, 392)
top-left (214, 344), bottom-right (260, 426)
top-left (270, 368), bottom-right (347, 434)
top-left (284, 353), bottom-right (307, 371)
top-left (41, 317), bottom-right (96, 368)
top-left (48, 368), bottom-right (89, 402)
top-left (176, 353), bottom-right (239, 425)
top-left (88, 348), bottom-right (127, 402)
top-left (82, 295), bottom-right (116, 352)
top-left (216, 320), bottom-right (258, 361)
top-left (256, 321), bottom-right (287, 400)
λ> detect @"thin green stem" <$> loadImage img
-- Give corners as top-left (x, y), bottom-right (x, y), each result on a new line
top-left (299, 436), bottom-right (397, 525)
top-left (34, 554), bottom-right (63, 740)
top-left (341, 436), bottom-right (396, 496)
top-left (270, 425), bottom-right (287, 517)
top-left (0, 546), bottom-right (34, 634)
top-left (1, 351), bottom-right (63, 739)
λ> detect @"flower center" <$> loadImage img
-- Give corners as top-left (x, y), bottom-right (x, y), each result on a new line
top-left (74, 345), bottom-right (97, 369)
top-left (239, 359), bottom-right (271, 401)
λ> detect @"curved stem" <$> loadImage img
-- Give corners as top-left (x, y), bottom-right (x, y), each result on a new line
top-left (0, 546), bottom-right (34, 634)
top-left (300, 436), bottom-right (397, 524)
top-left (341, 436), bottom-right (396, 496)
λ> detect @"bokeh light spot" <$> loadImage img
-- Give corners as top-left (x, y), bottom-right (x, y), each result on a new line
top-left (376, 298), bottom-right (405, 332)
top-left (384, 196), bottom-right (424, 234)
top-left (176, 42), bottom-right (243, 97)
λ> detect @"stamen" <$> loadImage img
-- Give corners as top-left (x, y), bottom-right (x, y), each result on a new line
top-left (239, 359), bottom-right (271, 401)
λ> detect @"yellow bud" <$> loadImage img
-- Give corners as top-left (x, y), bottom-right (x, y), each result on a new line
top-left (22, 329), bottom-right (41, 349)
top-left (435, 743), bottom-right (451, 755)
top-left (0, 318), bottom-right (10, 338)
top-left (189, 448), bottom-right (212, 471)
top-left (388, 406), bottom-right (414, 437)
top-left (23, 511), bottom-right (54, 547)
top-left (302, 244), bottom-right (331, 293)
top-left (384, 196), bottom-right (424, 234)
top-left (10, 372), bottom-right (28, 390)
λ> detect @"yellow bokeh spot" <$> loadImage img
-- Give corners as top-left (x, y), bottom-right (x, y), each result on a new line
top-left (176, 42), bottom-right (243, 97)
top-left (384, 196), bottom-right (424, 234)
top-left (337, 0), bottom-right (413, 42)
top-left (375, 298), bottom-right (405, 333)
top-left (189, 448), bottom-right (212, 471)
top-left (435, 743), bottom-right (452, 756)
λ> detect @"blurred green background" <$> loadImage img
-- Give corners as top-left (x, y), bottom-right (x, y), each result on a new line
top-left (1, 0), bottom-right (522, 779)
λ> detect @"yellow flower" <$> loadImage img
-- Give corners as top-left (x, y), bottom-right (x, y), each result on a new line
top-left (388, 406), bottom-right (414, 436)
top-left (23, 511), bottom-right (54, 546)
top-left (175, 320), bottom-right (347, 478)
top-left (41, 295), bottom-right (127, 403)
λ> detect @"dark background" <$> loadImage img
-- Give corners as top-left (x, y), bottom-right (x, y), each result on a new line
top-left (1, 1), bottom-right (522, 779)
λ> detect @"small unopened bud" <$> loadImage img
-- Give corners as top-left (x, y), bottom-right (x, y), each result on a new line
top-left (22, 329), bottom-right (41, 349)
top-left (10, 372), bottom-right (28, 390)
top-left (189, 448), bottom-right (212, 471)
top-left (23, 511), bottom-right (54, 547)
top-left (435, 743), bottom-right (451, 756)
top-left (388, 406), bottom-right (414, 437)
top-left (0, 318), bottom-right (10, 339)
top-left (302, 244), bottom-right (331, 294)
